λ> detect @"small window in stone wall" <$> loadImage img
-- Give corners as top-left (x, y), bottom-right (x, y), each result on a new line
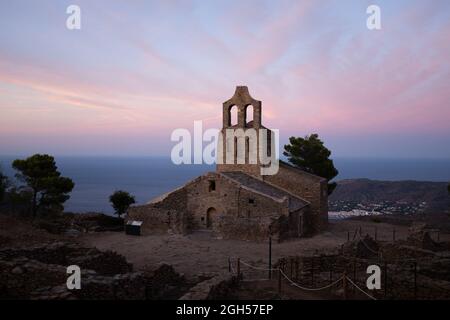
top-left (209, 180), bottom-right (216, 192)
top-left (248, 198), bottom-right (255, 204)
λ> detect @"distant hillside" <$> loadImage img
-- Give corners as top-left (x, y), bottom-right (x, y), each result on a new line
top-left (330, 179), bottom-right (450, 212)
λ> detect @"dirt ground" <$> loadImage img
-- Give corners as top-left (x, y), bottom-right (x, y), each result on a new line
top-left (1, 213), bottom-right (447, 281)
top-left (2, 214), bottom-right (448, 300)
top-left (78, 219), bottom-right (442, 279)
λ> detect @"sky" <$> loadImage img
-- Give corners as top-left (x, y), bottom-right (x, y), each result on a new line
top-left (0, 0), bottom-right (449, 158)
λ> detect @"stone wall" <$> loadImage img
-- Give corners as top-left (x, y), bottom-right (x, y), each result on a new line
top-left (186, 173), bottom-right (289, 240)
top-left (127, 186), bottom-right (188, 235)
top-left (186, 173), bottom-right (296, 241)
top-left (0, 257), bottom-right (68, 299)
top-left (264, 162), bottom-right (328, 233)
top-left (179, 274), bottom-right (238, 300)
top-left (0, 242), bottom-right (132, 275)
top-left (278, 207), bottom-right (311, 240)
top-left (212, 86), bottom-right (327, 236)
top-left (186, 173), bottom-right (238, 230)
top-left (219, 162), bottom-right (328, 235)
top-left (128, 172), bottom-right (304, 241)
top-left (0, 243), bottom-right (188, 300)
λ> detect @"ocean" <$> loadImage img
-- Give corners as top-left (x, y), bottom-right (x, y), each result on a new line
top-left (1, 156), bottom-right (449, 214)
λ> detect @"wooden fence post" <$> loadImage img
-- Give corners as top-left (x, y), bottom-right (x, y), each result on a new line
top-left (228, 257), bottom-right (231, 273)
top-left (347, 231), bottom-right (350, 242)
top-left (375, 227), bottom-right (378, 241)
top-left (393, 228), bottom-right (396, 242)
top-left (278, 269), bottom-right (282, 294)
top-left (414, 262), bottom-right (417, 300)
top-left (268, 237), bottom-right (272, 280)
top-left (353, 259), bottom-right (357, 293)
top-left (343, 272), bottom-right (348, 300)
top-left (290, 258), bottom-right (293, 279)
top-left (311, 257), bottom-right (315, 286)
top-left (295, 257), bottom-right (299, 280)
top-left (384, 261), bottom-right (388, 299)
top-left (237, 258), bottom-right (241, 281)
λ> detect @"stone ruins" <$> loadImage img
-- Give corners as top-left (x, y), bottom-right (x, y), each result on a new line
top-left (127, 86), bottom-right (328, 241)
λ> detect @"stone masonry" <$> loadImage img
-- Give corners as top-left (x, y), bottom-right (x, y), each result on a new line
top-left (127, 86), bottom-right (328, 241)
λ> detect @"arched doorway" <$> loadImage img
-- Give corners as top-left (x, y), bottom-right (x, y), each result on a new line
top-left (206, 207), bottom-right (217, 229)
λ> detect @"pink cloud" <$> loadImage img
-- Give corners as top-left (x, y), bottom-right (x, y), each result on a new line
top-left (0, 1), bottom-right (449, 156)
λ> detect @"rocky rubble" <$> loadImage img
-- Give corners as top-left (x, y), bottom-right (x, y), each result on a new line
top-left (35, 213), bottom-right (124, 235)
top-left (141, 264), bottom-right (189, 300)
top-left (0, 242), bottom-right (190, 300)
top-left (179, 274), bottom-right (238, 300)
top-left (0, 257), bottom-right (68, 299)
top-left (405, 222), bottom-right (445, 252)
top-left (0, 242), bottom-right (132, 275)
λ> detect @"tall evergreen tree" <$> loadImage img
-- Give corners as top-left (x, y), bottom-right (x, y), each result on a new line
top-left (284, 134), bottom-right (339, 195)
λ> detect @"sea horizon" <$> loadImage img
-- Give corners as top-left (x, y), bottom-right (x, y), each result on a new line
top-left (1, 155), bottom-right (450, 214)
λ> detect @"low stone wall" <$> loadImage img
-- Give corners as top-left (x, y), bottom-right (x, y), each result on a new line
top-left (126, 205), bottom-right (186, 235)
top-left (207, 275), bottom-right (239, 300)
top-left (0, 242), bottom-right (132, 275)
top-left (29, 272), bottom-right (147, 300)
top-left (0, 257), bottom-right (68, 299)
top-left (142, 264), bottom-right (187, 299)
top-left (0, 243), bottom-right (188, 300)
top-left (35, 213), bottom-right (124, 235)
top-left (179, 274), bottom-right (238, 300)
top-left (127, 186), bottom-right (188, 235)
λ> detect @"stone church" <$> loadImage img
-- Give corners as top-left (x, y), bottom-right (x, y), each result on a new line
top-left (127, 87), bottom-right (328, 241)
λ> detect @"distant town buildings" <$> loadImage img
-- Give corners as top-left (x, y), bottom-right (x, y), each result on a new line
top-left (329, 200), bottom-right (427, 219)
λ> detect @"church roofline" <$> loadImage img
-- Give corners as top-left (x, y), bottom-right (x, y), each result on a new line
top-left (279, 160), bottom-right (328, 182)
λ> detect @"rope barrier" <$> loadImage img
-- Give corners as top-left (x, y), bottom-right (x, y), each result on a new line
top-left (279, 269), bottom-right (344, 292)
top-left (241, 278), bottom-right (272, 282)
top-left (237, 264), bottom-right (378, 299)
top-left (345, 276), bottom-right (377, 300)
top-left (233, 253), bottom-right (415, 300)
top-left (233, 258), bottom-right (381, 300)
top-left (238, 258), bottom-right (343, 292)
top-left (240, 259), bottom-right (278, 271)
top-left (359, 238), bottom-right (379, 254)
top-left (359, 238), bottom-right (383, 259)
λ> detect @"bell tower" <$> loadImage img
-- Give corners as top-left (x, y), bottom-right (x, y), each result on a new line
top-left (222, 86), bottom-right (262, 129)
top-left (217, 86), bottom-right (271, 177)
